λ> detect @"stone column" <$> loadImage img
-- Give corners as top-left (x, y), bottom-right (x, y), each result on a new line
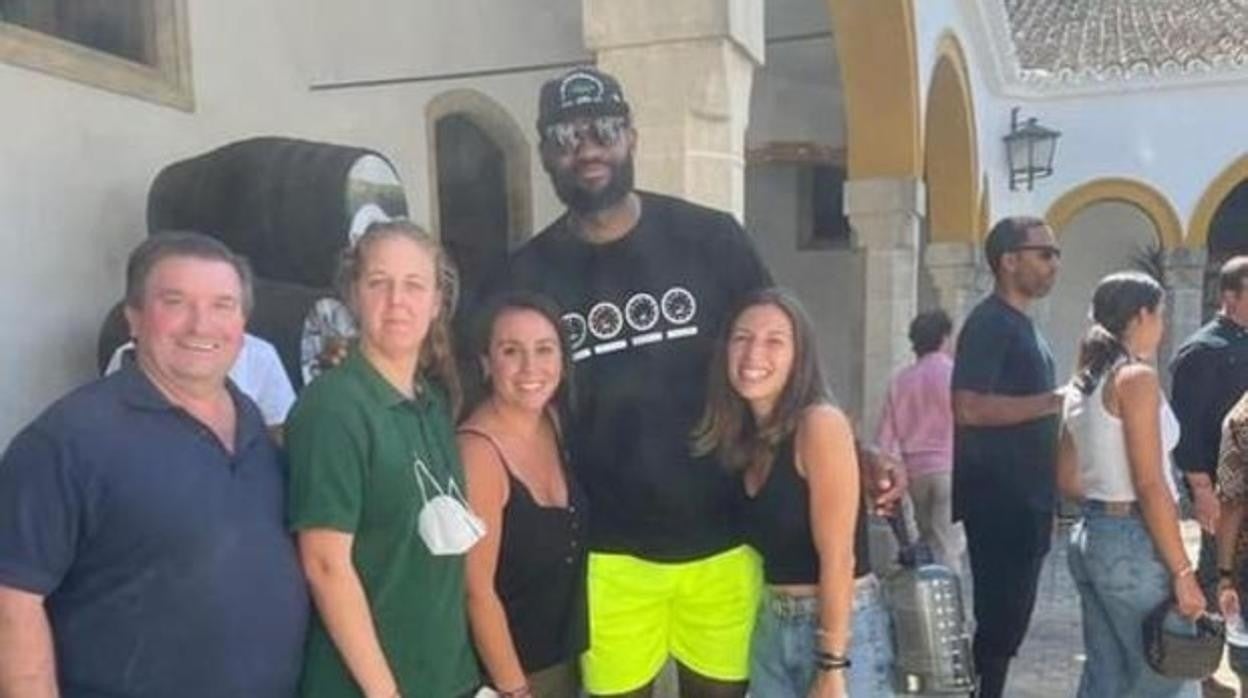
top-left (846, 177), bottom-right (926, 434)
top-left (925, 241), bottom-right (988, 325)
top-left (582, 0), bottom-right (764, 219)
top-left (1161, 247), bottom-right (1208, 386)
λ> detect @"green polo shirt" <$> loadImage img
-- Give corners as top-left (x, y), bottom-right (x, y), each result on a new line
top-left (287, 348), bottom-right (478, 698)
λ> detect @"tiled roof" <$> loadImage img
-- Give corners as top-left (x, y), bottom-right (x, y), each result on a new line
top-left (1003, 0), bottom-right (1248, 85)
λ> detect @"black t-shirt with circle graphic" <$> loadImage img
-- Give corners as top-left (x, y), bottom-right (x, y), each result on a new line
top-left (507, 191), bottom-right (772, 562)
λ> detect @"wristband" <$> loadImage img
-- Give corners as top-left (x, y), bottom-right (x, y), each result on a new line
top-left (1175, 564), bottom-right (1194, 579)
top-left (498, 686), bottom-right (532, 698)
top-left (814, 649), bottom-right (852, 671)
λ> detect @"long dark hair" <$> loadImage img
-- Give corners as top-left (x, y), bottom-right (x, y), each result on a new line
top-left (336, 219), bottom-right (464, 415)
top-left (692, 287), bottom-right (831, 472)
top-left (1073, 271), bottom-right (1164, 395)
top-left (467, 290), bottom-right (576, 416)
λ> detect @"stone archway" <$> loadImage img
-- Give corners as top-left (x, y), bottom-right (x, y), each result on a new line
top-left (925, 33), bottom-right (978, 246)
top-left (922, 32), bottom-right (982, 319)
top-left (1046, 177), bottom-right (1183, 249)
top-left (1188, 153), bottom-right (1248, 250)
top-left (1043, 178), bottom-right (1187, 381)
top-left (1188, 154), bottom-right (1248, 319)
top-left (825, 0), bottom-right (921, 180)
top-left (425, 89), bottom-right (533, 248)
top-left (1202, 181), bottom-right (1248, 318)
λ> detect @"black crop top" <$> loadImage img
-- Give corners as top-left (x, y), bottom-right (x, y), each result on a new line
top-left (741, 434), bottom-right (870, 584)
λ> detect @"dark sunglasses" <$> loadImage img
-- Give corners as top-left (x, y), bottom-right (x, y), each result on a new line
top-left (542, 116), bottom-right (629, 154)
top-left (1011, 244), bottom-right (1062, 261)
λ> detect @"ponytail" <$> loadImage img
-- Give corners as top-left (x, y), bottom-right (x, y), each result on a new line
top-left (1071, 271), bottom-right (1164, 394)
top-left (1073, 324), bottom-right (1128, 394)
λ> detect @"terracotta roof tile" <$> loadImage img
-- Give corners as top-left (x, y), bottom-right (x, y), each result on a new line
top-left (1004, 0), bottom-right (1248, 85)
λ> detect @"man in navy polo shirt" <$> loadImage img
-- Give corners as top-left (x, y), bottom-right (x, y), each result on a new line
top-left (0, 232), bottom-right (308, 698)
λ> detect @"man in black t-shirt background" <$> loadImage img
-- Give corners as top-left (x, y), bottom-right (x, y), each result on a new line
top-left (507, 67), bottom-right (772, 698)
top-left (1171, 256), bottom-right (1248, 698)
top-left (951, 216), bottom-right (1065, 698)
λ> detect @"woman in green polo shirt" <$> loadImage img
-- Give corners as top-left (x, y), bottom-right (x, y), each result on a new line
top-left (287, 219), bottom-right (481, 698)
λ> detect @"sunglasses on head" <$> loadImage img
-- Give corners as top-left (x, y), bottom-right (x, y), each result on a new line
top-left (1011, 244), bottom-right (1062, 261)
top-left (543, 116), bottom-right (629, 154)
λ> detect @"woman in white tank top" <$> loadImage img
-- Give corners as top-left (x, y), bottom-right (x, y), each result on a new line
top-left (1057, 271), bottom-right (1205, 698)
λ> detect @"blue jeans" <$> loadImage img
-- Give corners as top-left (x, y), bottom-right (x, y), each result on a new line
top-left (748, 577), bottom-right (895, 697)
top-left (1066, 507), bottom-right (1200, 698)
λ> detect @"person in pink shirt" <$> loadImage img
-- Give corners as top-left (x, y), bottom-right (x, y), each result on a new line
top-left (875, 309), bottom-right (964, 569)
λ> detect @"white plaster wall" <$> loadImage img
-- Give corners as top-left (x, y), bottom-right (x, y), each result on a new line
top-left (0, 0), bottom-right (577, 442)
top-left (990, 83), bottom-right (1248, 231)
top-left (308, 0), bottom-right (589, 85)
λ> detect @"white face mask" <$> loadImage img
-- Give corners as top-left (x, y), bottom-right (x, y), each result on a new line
top-left (413, 457), bottom-right (486, 556)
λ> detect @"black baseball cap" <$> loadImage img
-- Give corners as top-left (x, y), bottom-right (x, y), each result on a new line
top-left (537, 67), bottom-right (631, 131)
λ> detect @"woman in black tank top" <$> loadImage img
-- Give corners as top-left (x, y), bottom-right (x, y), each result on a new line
top-left (458, 292), bottom-right (588, 698)
top-left (693, 288), bottom-right (890, 698)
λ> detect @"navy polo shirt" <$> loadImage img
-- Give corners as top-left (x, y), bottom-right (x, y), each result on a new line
top-left (0, 365), bottom-right (308, 698)
top-left (951, 293), bottom-right (1059, 518)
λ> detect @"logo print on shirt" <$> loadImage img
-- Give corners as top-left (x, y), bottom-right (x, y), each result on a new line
top-left (562, 313), bottom-right (588, 350)
top-left (661, 287), bottom-right (697, 324)
top-left (588, 302), bottom-right (624, 339)
top-left (569, 286), bottom-right (701, 361)
top-left (625, 293), bottom-right (660, 331)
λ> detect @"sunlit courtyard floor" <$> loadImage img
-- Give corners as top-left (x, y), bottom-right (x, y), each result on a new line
top-left (1004, 519), bottom-right (1240, 697)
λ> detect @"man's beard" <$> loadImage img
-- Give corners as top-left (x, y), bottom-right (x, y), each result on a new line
top-left (549, 156), bottom-right (635, 215)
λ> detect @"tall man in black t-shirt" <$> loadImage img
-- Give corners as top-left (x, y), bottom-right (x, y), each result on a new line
top-left (951, 216), bottom-right (1065, 698)
top-left (507, 67), bottom-right (772, 697)
top-left (1170, 255), bottom-right (1248, 698)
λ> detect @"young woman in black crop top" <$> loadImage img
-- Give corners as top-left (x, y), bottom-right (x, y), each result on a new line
top-left (459, 292), bottom-right (588, 698)
top-left (694, 288), bottom-right (892, 698)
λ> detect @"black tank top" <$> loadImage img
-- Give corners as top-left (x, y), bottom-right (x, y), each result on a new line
top-left (458, 426), bottom-right (589, 674)
top-left (742, 434), bottom-right (871, 584)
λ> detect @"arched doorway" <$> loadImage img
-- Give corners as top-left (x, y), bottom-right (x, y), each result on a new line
top-left (1190, 156), bottom-right (1248, 318)
top-left (434, 113), bottom-right (510, 315)
top-left (1204, 182), bottom-right (1248, 317)
top-left (426, 89), bottom-right (532, 338)
top-left (1044, 178), bottom-right (1183, 380)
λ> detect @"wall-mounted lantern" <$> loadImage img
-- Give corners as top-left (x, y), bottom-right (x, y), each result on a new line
top-left (1004, 107), bottom-right (1061, 191)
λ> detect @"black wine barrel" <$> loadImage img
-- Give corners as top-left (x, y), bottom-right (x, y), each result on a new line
top-left (95, 278), bottom-right (336, 392)
top-left (147, 137), bottom-right (409, 288)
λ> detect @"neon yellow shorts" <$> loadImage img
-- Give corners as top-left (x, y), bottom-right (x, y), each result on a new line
top-left (580, 545), bottom-right (763, 694)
